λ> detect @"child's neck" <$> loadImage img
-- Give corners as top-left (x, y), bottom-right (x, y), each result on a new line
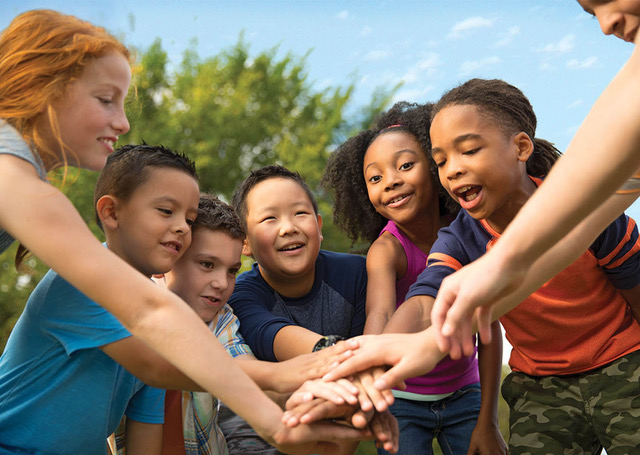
top-left (259, 266), bottom-right (315, 299)
top-left (393, 205), bottom-right (446, 254)
top-left (105, 237), bottom-right (153, 279)
top-left (484, 175), bottom-right (538, 234)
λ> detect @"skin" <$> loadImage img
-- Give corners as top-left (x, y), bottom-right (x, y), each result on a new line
top-left (0, 48), bottom-right (367, 452)
top-left (362, 131), bottom-right (442, 336)
top-left (429, 1), bottom-right (640, 356)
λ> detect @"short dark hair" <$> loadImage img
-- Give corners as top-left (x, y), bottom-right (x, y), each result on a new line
top-left (94, 143), bottom-right (198, 230)
top-left (231, 164), bottom-right (318, 229)
top-left (194, 193), bottom-right (245, 240)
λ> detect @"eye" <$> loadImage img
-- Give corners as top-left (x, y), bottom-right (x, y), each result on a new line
top-left (434, 159), bottom-right (446, 168)
top-left (158, 208), bottom-right (172, 215)
top-left (186, 218), bottom-right (195, 226)
top-left (463, 148), bottom-right (480, 156)
top-left (295, 210), bottom-right (310, 216)
top-left (229, 268), bottom-right (240, 276)
top-left (399, 162), bottom-right (414, 171)
top-left (97, 97), bottom-right (113, 105)
top-left (199, 261), bottom-right (214, 270)
top-left (260, 216), bottom-right (276, 223)
top-left (368, 175), bottom-right (382, 183)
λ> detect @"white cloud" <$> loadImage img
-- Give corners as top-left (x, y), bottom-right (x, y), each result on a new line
top-left (539, 61), bottom-right (552, 71)
top-left (393, 85), bottom-right (436, 104)
top-left (363, 50), bottom-right (391, 62)
top-left (402, 53), bottom-right (441, 84)
top-left (537, 35), bottom-right (575, 54)
top-left (495, 26), bottom-right (520, 47)
top-left (360, 26), bottom-right (372, 37)
top-left (336, 10), bottom-right (348, 20)
top-left (449, 16), bottom-right (494, 39)
top-left (459, 56), bottom-right (501, 76)
top-left (568, 98), bottom-right (584, 109)
top-left (566, 56), bottom-right (598, 69)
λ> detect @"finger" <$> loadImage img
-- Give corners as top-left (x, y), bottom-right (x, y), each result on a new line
top-left (283, 399), bottom-right (324, 427)
top-left (461, 318), bottom-right (476, 358)
top-left (374, 362), bottom-right (411, 391)
top-left (476, 306), bottom-right (493, 345)
top-left (371, 367), bottom-right (395, 406)
top-left (286, 390), bottom-right (315, 409)
top-left (352, 376), bottom-right (374, 412)
top-left (349, 408), bottom-right (374, 429)
top-left (323, 354), bottom-right (379, 382)
top-left (299, 401), bottom-right (351, 425)
top-left (356, 369), bottom-right (389, 412)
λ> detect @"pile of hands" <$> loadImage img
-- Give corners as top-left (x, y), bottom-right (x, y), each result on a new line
top-left (281, 343), bottom-right (402, 454)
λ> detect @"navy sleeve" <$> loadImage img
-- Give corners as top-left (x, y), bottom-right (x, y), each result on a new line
top-left (348, 257), bottom-right (367, 337)
top-left (590, 213), bottom-right (640, 290)
top-left (227, 272), bottom-right (294, 361)
top-left (406, 222), bottom-right (474, 300)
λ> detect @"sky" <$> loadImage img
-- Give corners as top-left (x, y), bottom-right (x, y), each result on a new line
top-left (2, 1), bottom-right (636, 363)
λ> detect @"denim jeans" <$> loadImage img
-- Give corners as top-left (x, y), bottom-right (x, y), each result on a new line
top-left (378, 382), bottom-right (481, 455)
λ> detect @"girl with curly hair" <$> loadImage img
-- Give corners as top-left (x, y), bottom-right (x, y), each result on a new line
top-left (322, 102), bottom-right (506, 455)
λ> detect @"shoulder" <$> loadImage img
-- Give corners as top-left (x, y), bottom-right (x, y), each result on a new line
top-left (367, 233), bottom-right (405, 269)
top-left (318, 249), bottom-right (366, 267)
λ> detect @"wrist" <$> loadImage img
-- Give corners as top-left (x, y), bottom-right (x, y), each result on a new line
top-left (312, 335), bottom-right (345, 352)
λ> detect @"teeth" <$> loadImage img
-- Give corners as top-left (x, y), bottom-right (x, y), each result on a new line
top-left (99, 138), bottom-right (115, 147)
top-left (281, 244), bottom-right (301, 251)
top-left (389, 195), bottom-right (405, 204)
top-left (466, 192), bottom-right (478, 202)
top-left (458, 186), bottom-right (472, 194)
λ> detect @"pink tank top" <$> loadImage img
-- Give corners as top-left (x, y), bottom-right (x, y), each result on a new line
top-left (380, 221), bottom-right (479, 394)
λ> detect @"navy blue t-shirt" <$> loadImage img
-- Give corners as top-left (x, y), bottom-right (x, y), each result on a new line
top-left (228, 250), bottom-right (367, 361)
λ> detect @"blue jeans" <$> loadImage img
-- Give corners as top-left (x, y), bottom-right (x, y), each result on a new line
top-left (378, 382), bottom-right (481, 455)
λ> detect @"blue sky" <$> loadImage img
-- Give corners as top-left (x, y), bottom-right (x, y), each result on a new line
top-left (3, 1), bottom-right (635, 362)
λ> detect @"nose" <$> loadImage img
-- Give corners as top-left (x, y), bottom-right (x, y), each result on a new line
top-left (113, 104), bottom-right (130, 135)
top-left (173, 217), bottom-right (191, 236)
top-left (279, 216), bottom-right (299, 236)
top-left (383, 171), bottom-right (402, 190)
top-left (445, 155), bottom-right (465, 181)
top-left (210, 270), bottom-right (229, 292)
top-left (597, 8), bottom-right (624, 39)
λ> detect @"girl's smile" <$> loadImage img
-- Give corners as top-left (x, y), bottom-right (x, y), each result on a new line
top-left (363, 131), bottom-right (438, 230)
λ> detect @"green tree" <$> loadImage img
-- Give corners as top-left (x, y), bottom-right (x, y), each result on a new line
top-left (0, 34), bottom-right (394, 350)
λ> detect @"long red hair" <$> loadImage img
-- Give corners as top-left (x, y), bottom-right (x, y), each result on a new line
top-left (0, 9), bottom-right (131, 168)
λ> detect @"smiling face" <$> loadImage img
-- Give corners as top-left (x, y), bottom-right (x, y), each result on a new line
top-left (104, 167), bottom-right (200, 277)
top-left (166, 228), bottom-right (243, 323)
top-left (430, 104), bottom-right (534, 233)
top-left (243, 177), bottom-right (323, 294)
top-left (577, 0), bottom-right (640, 42)
top-left (43, 52), bottom-right (131, 171)
top-left (363, 131), bottom-right (439, 229)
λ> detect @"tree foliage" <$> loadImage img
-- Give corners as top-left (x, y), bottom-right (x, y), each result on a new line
top-left (0, 35), bottom-right (394, 351)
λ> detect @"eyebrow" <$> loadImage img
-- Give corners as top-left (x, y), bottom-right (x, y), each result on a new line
top-left (364, 148), bottom-right (420, 172)
top-left (431, 133), bottom-right (482, 155)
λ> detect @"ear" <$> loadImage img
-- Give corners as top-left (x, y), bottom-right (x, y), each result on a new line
top-left (96, 195), bottom-right (120, 231)
top-left (514, 132), bottom-right (534, 163)
top-left (317, 213), bottom-right (323, 243)
top-left (242, 237), bottom-right (253, 257)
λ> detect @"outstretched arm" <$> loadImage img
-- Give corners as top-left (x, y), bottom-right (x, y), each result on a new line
top-left (431, 39), bottom-right (640, 350)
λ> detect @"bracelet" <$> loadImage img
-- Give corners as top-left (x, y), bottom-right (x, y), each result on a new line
top-left (312, 335), bottom-right (345, 352)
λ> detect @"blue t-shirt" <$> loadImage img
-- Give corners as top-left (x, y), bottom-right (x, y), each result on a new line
top-left (228, 250), bottom-right (367, 361)
top-left (0, 269), bottom-right (164, 455)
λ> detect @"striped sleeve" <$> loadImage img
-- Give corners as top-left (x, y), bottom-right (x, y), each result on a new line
top-left (406, 219), bottom-right (475, 300)
top-left (592, 213), bottom-right (640, 290)
top-left (211, 304), bottom-right (253, 358)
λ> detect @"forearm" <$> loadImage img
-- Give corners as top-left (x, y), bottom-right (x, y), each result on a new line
top-left (489, 191), bottom-right (638, 321)
top-left (273, 325), bottom-right (322, 361)
top-left (490, 46), bottom-right (640, 270)
top-left (363, 311), bottom-right (392, 335)
top-left (383, 295), bottom-right (434, 334)
top-left (476, 322), bottom-right (503, 425)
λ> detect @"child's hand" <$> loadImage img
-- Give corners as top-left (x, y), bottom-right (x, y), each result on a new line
top-left (276, 342), bottom-right (354, 393)
top-left (466, 419), bottom-right (507, 455)
top-left (269, 419), bottom-right (372, 455)
top-left (285, 378), bottom-right (359, 413)
top-left (369, 409), bottom-right (399, 454)
top-left (350, 367), bottom-right (395, 413)
top-left (323, 332), bottom-right (443, 390)
top-left (431, 253), bottom-right (525, 358)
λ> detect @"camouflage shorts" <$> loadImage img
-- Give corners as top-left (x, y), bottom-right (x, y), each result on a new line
top-left (501, 349), bottom-right (640, 455)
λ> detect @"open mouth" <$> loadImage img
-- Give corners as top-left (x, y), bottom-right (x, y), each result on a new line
top-left (204, 296), bottom-right (221, 305)
top-left (454, 185), bottom-right (481, 202)
top-left (279, 243), bottom-right (304, 252)
top-left (162, 241), bottom-right (181, 253)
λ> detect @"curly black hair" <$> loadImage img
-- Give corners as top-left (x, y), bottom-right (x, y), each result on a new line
top-left (322, 101), bottom-right (455, 246)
